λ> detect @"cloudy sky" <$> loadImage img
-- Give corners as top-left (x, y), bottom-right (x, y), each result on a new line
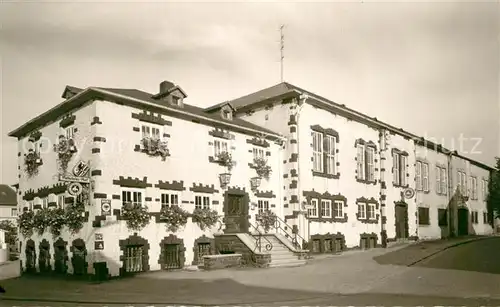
top-left (1, 0), bottom-right (498, 184)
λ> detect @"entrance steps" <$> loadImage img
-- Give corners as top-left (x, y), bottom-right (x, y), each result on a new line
top-left (251, 233), bottom-right (308, 268)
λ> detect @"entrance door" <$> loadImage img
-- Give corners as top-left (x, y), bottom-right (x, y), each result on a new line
top-left (458, 208), bottom-right (469, 236)
top-left (72, 246), bottom-right (87, 275)
top-left (395, 204), bottom-right (409, 239)
top-left (223, 193), bottom-right (249, 233)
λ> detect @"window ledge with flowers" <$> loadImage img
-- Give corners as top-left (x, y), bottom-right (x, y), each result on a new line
top-left (24, 149), bottom-right (43, 177)
top-left (159, 205), bottom-right (190, 232)
top-left (121, 202), bottom-right (152, 231)
top-left (249, 157), bottom-right (272, 180)
top-left (256, 210), bottom-right (277, 233)
top-left (191, 208), bottom-right (219, 231)
top-left (137, 137), bottom-right (170, 161)
top-left (53, 135), bottom-right (78, 173)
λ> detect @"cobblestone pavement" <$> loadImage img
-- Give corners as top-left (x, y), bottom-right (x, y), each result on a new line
top-left (1, 236), bottom-right (498, 305)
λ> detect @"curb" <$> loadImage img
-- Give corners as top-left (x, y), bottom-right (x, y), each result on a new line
top-left (407, 236), bottom-right (495, 267)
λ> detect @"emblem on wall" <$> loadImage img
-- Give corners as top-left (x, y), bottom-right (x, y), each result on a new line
top-left (403, 188), bottom-right (415, 199)
top-left (67, 182), bottom-right (83, 196)
top-left (72, 160), bottom-right (90, 177)
top-left (101, 199), bottom-right (111, 216)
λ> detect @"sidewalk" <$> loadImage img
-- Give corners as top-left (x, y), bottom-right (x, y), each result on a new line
top-left (373, 235), bottom-right (492, 266)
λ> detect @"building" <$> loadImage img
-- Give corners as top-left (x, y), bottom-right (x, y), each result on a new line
top-left (8, 80), bottom-right (494, 277)
top-left (0, 184), bottom-right (17, 223)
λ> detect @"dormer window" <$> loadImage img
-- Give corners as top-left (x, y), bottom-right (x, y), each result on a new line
top-left (222, 109), bottom-right (232, 120)
top-left (172, 96), bottom-right (180, 106)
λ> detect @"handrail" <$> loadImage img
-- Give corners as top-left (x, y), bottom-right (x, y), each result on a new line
top-left (249, 221), bottom-right (273, 252)
top-left (273, 215), bottom-right (308, 250)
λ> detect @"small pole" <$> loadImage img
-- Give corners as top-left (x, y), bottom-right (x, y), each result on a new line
top-left (280, 24), bottom-right (285, 83)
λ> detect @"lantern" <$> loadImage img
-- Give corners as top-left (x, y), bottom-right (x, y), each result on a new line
top-left (250, 176), bottom-right (261, 190)
top-left (219, 173), bottom-right (231, 186)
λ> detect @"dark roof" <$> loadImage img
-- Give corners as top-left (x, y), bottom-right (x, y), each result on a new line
top-left (0, 185), bottom-right (17, 206)
top-left (8, 85), bottom-right (283, 140)
top-left (207, 82), bottom-right (494, 171)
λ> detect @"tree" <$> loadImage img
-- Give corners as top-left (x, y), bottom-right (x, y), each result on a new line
top-left (486, 157), bottom-right (500, 224)
top-left (0, 220), bottom-right (17, 246)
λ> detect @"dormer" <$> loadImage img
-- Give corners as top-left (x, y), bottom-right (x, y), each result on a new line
top-left (219, 103), bottom-right (235, 121)
top-left (152, 80), bottom-right (188, 107)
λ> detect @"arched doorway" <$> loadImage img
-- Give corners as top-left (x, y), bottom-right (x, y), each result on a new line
top-left (53, 238), bottom-right (68, 274)
top-left (25, 239), bottom-right (36, 273)
top-left (158, 234), bottom-right (185, 270)
top-left (71, 238), bottom-right (87, 275)
top-left (458, 208), bottom-right (469, 236)
top-left (38, 239), bottom-right (51, 273)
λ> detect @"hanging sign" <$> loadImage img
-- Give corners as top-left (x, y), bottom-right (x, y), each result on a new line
top-left (101, 199), bottom-right (111, 216)
top-left (72, 161), bottom-right (90, 177)
top-left (59, 175), bottom-right (90, 184)
top-left (94, 241), bottom-right (104, 250)
top-left (95, 233), bottom-right (103, 241)
top-left (403, 188), bottom-right (415, 199)
top-left (67, 182), bottom-right (83, 196)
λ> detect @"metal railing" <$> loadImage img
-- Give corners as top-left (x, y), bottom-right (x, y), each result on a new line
top-left (254, 213), bottom-right (307, 250)
top-left (249, 221), bottom-right (273, 252)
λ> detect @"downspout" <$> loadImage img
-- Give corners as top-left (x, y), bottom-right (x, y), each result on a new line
top-left (293, 93), bottom-right (308, 241)
top-left (447, 151), bottom-right (454, 237)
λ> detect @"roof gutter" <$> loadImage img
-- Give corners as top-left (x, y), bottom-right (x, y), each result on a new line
top-left (93, 88), bottom-right (287, 142)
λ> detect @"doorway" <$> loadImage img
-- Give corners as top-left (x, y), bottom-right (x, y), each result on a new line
top-left (395, 203), bottom-right (409, 240)
top-left (223, 190), bottom-right (249, 233)
top-left (457, 208), bottom-right (469, 236)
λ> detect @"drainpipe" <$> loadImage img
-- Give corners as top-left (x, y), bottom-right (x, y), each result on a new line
top-left (292, 93), bottom-right (307, 242)
top-left (447, 151), bottom-right (454, 237)
top-left (379, 129), bottom-right (388, 247)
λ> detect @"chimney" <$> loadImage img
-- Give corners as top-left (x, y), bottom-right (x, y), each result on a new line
top-left (159, 81), bottom-right (175, 94)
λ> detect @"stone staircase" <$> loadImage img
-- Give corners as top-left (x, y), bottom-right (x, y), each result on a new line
top-left (252, 234), bottom-right (308, 268)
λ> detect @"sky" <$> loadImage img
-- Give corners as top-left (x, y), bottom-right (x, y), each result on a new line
top-left (1, 0), bottom-right (499, 185)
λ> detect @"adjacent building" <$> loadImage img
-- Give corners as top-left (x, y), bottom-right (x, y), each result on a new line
top-left (0, 184), bottom-right (17, 223)
top-left (8, 80), bottom-right (494, 277)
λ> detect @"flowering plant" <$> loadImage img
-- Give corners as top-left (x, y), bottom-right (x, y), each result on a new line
top-left (53, 135), bottom-right (77, 172)
top-left (216, 151), bottom-right (234, 171)
top-left (253, 157), bottom-right (272, 180)
top-left (191, 208), bottom-right (219, 231)
top-left (24, 149), bottom-right (42, 177)
top-left (33, 208), bottom-right (51, 235)
top-left (160, 205), bottom-right (189, 232)
top-left (28, 130), bottom-right (42, 142)
top-left (141, 137), bottom-right (169, 161)
top-left (18, 210), bottom-right (35, 238)
top-left (64, 201), bottom-right (86, 234)
top-left (256, 209), bottom-right (277, 233)
top-left (48, 208), bottom-right (66, 237)
top-left (121, 203), bottom-right (151, 231)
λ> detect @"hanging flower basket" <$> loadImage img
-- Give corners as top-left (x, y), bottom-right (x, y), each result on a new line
top-left (250, 176), bottom-right (261, 190)
top-left (48, 208), bottom-right (66, 237)
top-left (24, 149), bottom-right (43, 177)
top-left (253, 157), bottom-right (272, 180)
top-left (64, 201), bottom-right (86, 234)
top-left (18, 210), bottom-right (35, 238)
top-left (256, 210), bottom-right (277, 233)
top-left (160, 205), bottom-right (189, 232)
top-left (33, 208), bottom-right (51, 235)
top-left (28, 130), bottom-right (42, 142)
top-left (141, 137), bottom-right (169, 161)
top-left (53, 135), bottom-right (77, 173)
top-left (219, 173), bottom-right (231, 186)
top-left (216, 151), bottom-right (234, 171)
top-left (121, 203), bottom-right (151, 231)
top-left (191, 208), bottom-right (219, 231)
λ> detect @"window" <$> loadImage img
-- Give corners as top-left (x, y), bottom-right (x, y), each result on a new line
top-left (308, 199), bottom-right (318, 218)
top-left (195, 195), bottom-right (210, 209)
top-left (482, 179), bottom-right (488, 201)
top-left (257, 200), bottom-right (269, 214)
top-left (435, 166), bottom-right (441, 194)
top-left (122, 189), bottom-right (143, 208)
top-left (438, 208), bottom-right (448, 226)
top-left (357, 145), bottom-right (365, 179)
top-left (312, 131), bottom-right (323, 172)
top-left (320, 200), bottom-right (332, 218)
top-left (11, 208), bottom-right (17, 217)
top-left (57, 194), bottom-right (65, 209)
top-left (422, 163), bottom-right (429, 191)
top-left (441, 167), bottom-right (447, 194)
top-left (161, 193), bottom-right (179, 209)
top-left (333, 201), bottom-right (343, 218)
top-left (141, 123), bottom-right (161, 140)
top-left (457, 171), bottom-right (467, 195)
top-left (418, 207), bottom-right (430, 225)
top-left (214, 139), bottom-right (228, 158)
top-left (27, 201), bottom-right (34, 211)
top-left (416, 161), bottom-right (422, 190)
top-left (325, 135), bottom-right (336, 175)
top-left (416, 161), bottom-right (429, 191)
top-left (483, 211), bottom-right (488, 224)
top-left (357, 203), bottom-right (366, 219)
top-left (471, 211), bottom-right (479, 224)
top-left (367, 203), bottom-right (376, 220)
top-left (393, 151), bottom-right (407, 186)
top-left (252, 147), bottom-right (264, 160)
top-left (471, 177), bottom-right (478, 200)
top-left (65, 126), bottom-right (76, 139)
top-left (41, 197), bottom-right (48, 209)
top-left (356, 144), bottom-right (376, 182)
top-left (33, 140), bottom-right (41, 155)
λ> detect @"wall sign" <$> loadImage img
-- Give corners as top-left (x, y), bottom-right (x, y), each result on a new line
top-left (95, 233), bottom-right (103, 241)
top-left (403, 188), bottom-right (415, 199)
top-left (101, 199), bottom-right (111, 216)
top-left (59, 175), bottom-right (90, 183)
top-left (67, 182), bottom-right (83, 196)
top-left (72, 161), bottom-right (90, 177)
top-left (94, 241), bottom-right (104, 250)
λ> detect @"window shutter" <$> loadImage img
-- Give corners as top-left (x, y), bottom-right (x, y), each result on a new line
top-left (436, 167), bottom-right (441, 194)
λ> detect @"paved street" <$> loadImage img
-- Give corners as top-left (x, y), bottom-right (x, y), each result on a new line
top-left (1, 237), bottom-right (500, 306)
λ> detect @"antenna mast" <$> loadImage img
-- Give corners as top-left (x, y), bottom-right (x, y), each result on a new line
top-left (280, 24), bottom-right (285, 83)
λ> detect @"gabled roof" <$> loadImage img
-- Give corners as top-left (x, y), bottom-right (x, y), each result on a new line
top-left (8, 85), bottom-right (284, 141)
top-left (0, 185), bottom-right (17, 206)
